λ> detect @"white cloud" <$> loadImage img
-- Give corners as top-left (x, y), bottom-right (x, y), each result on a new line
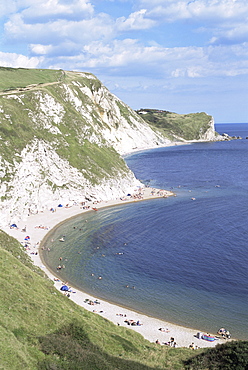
top-left (210, 24), bottom-right (248, 44)
top-left (21, 0), bottom-right (94, 21)
top-left (0, 51), bottom-right (42, 68)
top-left (29, 44), bottom-right (54, 55)
top-left (116, 9), bottom-right (156, 31)
top-left (143, 0), bottom-right (248, 22)
top-left (41, 37), bottom-right (248, 82)
top-left (4, 12), bottom-right (114, 46)
top-left (0, 0), bottom-right (94, 20)
top-left (137, 0), bottom-right (248, 46)
top-left (0, 2), bottom-right (17, 18)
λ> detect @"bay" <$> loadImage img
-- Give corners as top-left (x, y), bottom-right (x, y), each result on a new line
top-left (42, 123), bottom-right (248, 340)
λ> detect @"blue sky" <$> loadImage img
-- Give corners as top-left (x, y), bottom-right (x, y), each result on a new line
top-left (0, 0), bottom-right (248, 123)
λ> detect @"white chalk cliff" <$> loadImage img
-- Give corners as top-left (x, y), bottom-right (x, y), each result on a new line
top-left (0, 70), bottom-right (218, 227)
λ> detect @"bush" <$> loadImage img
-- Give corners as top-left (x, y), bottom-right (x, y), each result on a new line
top-left (184, 341), bottom-right (248, 370)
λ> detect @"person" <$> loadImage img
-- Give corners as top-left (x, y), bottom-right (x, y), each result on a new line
top-left (155, 339), bottom-right (160, 344)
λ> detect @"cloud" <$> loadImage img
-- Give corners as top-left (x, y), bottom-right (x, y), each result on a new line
top-left (116, 9), bottom-right (156, 31)
top-left (1, 0), bottom-right (94, 21)
top-left (140, 0), bottom-right (248, 20)
top-left (39, 36), bottom-right (248, 82)
top-left (1, 1), bottom-right (247, 83)
top-left (22, 0), bottom-right (94, 22)
top-left (137, 0), bottom-right (248, 45)
top-left (0, 2), bottom-right (17, 18)
top-left (4, 12), bottom-right (114, 46)
top-left (0, 51), bottom-right (42, 68)
top-left (210, 24), bottom-right (248, 45)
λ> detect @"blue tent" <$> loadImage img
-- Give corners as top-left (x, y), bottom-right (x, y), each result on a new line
top-left (60, 285), bottom-right (69, 291)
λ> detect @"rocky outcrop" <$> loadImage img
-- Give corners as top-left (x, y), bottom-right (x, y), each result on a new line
top-left (193, 117), bottom-right (223, 142)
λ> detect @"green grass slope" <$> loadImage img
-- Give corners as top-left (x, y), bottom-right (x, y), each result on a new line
top-left (0, 67), bottom-right (64, 92)
top-left (136, 109), bottom-right (213, 141)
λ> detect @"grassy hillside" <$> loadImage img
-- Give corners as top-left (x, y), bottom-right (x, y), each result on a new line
top-left (136, 109), bottom-right (213, 141)
top-left (0, 67), bottom-right (64, 92)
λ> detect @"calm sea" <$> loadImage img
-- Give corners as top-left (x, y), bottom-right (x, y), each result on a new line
top-left (42, 123), bottom-right (248, 340)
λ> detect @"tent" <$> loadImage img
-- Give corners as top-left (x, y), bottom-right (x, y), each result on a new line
top-left (10, 224), bottom-right (18, 228)
top-left (24, 236), bottom-right (30, 240)
top-left (60, 285), bottom-right (69, 291)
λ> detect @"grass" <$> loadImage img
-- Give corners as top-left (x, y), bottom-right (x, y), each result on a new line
top-left (0, 67), bottom-right (64, 92)
top-left (136, 109), bottom-right (213, 141)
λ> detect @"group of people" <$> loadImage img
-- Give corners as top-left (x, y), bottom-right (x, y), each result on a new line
top-left (217, 328), bottom-right (231, 339)
top-left (155, 337), bottom-right (177, 347)
top-left (124, 319), bottom-right (142, 326)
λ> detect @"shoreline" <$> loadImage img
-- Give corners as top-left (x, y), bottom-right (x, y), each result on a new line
top-left (3, 186), bottom-right (228, 349)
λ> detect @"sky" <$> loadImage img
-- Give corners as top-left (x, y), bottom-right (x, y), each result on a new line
top-left (0, 0), bottom-right (248, 123)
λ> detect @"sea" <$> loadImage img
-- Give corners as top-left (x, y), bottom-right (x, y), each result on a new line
top-left (41, 123), bottom-right (248, 340)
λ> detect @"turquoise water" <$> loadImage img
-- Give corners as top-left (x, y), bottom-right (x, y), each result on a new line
top-left (42, 123), bottom-right (248, 340)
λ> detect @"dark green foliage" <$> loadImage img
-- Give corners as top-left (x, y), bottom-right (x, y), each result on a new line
top-left (38, 320), bottom-right (153, 370)
top-left (184, 341), bottom-right (248, 370)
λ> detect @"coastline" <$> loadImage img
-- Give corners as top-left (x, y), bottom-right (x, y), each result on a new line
top-left (3, 186), bottom-right (227, 349)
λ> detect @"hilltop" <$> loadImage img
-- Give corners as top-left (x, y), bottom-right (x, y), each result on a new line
top-left (136, 109), bottom-right (217, 141)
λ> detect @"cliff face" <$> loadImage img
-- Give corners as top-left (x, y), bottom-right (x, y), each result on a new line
top-left (0, 70), bottom-right (170, 226)
top-left (0, 68), bottom-right (219, 227)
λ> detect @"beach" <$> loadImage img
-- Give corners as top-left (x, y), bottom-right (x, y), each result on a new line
top-left (4, 186), bottom-right (228, 349)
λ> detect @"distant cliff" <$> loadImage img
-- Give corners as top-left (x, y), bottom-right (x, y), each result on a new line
top-left (136, 109), bottom-right (219, 142)
top-left (0, 68), bottom-right (221, 226)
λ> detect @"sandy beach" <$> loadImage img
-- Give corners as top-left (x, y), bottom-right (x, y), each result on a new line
top-left (4, 186), bottom-right (227, 349)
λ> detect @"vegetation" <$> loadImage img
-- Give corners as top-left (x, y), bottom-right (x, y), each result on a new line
top-left (184, 341), bottom-right (248, 370)
top-left (136, 109), bottom-right (213, 141)
top-left (0, 67), bottom-right (64, 92)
